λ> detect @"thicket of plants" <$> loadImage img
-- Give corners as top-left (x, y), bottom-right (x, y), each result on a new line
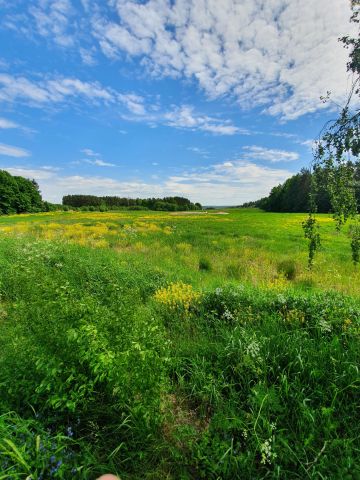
top-left (0, 170), bottom-right (44, 215)
top-left (62, 195), bottom-right (202, 212)
top-left (0, 237), bottom-right (359, 478)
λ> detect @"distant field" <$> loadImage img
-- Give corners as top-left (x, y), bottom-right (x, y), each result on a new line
top-left (0, 209), bottom-right (359, 479)
top-left (0, 208), bottom-right (358, 295)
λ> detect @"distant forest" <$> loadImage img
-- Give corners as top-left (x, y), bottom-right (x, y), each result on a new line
top-left (0, 170), bottom-right (202, 215)
top-left (63, 195), bottom-right (202, 211)
top-left (243, 167), bottom-right (360, 213)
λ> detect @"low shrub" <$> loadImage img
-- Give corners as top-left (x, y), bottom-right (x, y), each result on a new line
top-left (199, 258), bottom-right (212, 271)
top-left (0, 239), bottom-right (169, 476)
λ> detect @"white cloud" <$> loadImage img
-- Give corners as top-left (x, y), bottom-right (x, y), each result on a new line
top-left (3, 0), bottom-right (355, 120)
top-left (139, 104), bottom-right (248, 135)
top-left (0, 74), bottom-right (114, 106)
top-left (81, 148), bottom-right (100, 157)
top-left (93, 0), bottom-right (356, 120)
top-left (29, 0), bottom-right (76, 47)
top-left (187, 146), bottom-right (210, 158)
top-left (41, 165), bottom-right (61, 171)
top-left (85, 159), bottom-right (116, 167)
top-left (3, 167), bottom-right (53, 180)
top-left (118, 93), bottom-right (147, 115)
top-left (4, 1), bottom-right (96, 65)
top-left (0, 143), bottom-right (30, 158)
top-left (120, 99), bottom-right (246, 135)
top-left (3, 160), bottom-right (291, 205)
top-left (81, 148), bottom-right (116, 166)
top-left (0, 117), bottom-right (19, 129)
top-left (93, 20), bottom-right (152, 57)
top-left (79, 47), bottom-right (97, 66)
top-left (243, 146), bottom-right (299, 163)
top-left (301, 139), bottom-right (316, 151)
top-left (0, 73), bottom-right (243, 136)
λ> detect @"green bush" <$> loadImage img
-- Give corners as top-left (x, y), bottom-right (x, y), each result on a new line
top-left (199, 258), bottom-right (211, 271)
top-left (0, 239), bottom-right (169, 476)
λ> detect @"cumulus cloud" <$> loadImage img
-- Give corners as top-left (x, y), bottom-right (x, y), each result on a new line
top-left (0, 143), bottom-right (30, 158)
top-left (29, 0), bottom-right (75, 47)
top-left (93, 0), bottom-right (355, 120)
top-left (3, 0), bottom-right (355, 120)
top-left (118, 93), bottom-right (147, 115)
top-left (3, 160), bottom-right (292, 205)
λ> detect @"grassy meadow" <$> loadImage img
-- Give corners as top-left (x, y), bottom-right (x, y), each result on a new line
top-left (0, 208), bottom-right (359, 479)
top-left (0, 208), bottom-right (359, 294)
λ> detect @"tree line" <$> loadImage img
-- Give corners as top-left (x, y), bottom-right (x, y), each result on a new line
top-left (0, 169), bottom-right (202, 215)
top-left (242, 166), bottom-right (360, 213)
top-left (62, 194), bottom-right (202, 211)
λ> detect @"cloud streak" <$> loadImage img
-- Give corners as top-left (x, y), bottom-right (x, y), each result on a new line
top-left (243, 146), bottom-right (299, 163)
top-left (81, 148), bottom-right (116, 167)
top-left (0, 73), bottom-right (244, 136)
top-left (0, 117), bottom-right (19, 129)
top-left (0, 143), bottom-right (30, 158)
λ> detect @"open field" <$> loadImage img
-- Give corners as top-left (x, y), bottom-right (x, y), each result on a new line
top-left (0, 209), bottom-right (359, 479)
top-left (0, 208), bottom-right (359, 295)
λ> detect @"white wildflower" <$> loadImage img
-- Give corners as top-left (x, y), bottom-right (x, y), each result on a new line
top-left (246, 340), bottom-right (260, 358)
top-left (319, 318), bottom-right (332, 333)
top-left (223, 308), bottom-right (234, 321)
top-left (260, 438), bottom-right (277, 465)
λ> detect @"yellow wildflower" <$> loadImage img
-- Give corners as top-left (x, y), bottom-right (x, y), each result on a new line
top-left (154, 282), bottom-right (201, 315)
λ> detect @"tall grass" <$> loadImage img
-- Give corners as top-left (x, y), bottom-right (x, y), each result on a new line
top-left (0, 210), bottom-right (359, 478)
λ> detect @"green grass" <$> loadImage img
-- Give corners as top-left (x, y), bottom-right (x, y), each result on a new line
top-left (0, 209), bottom-right (359, 478)
top-left (0, 208), bottom-right (358, 295)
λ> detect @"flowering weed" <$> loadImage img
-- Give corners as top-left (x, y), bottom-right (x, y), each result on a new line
top-left (154, 282), bottom-right (201, 316)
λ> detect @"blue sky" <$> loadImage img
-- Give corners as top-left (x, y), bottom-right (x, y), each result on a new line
top-left (0, 0), bottom-right (356, 205)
